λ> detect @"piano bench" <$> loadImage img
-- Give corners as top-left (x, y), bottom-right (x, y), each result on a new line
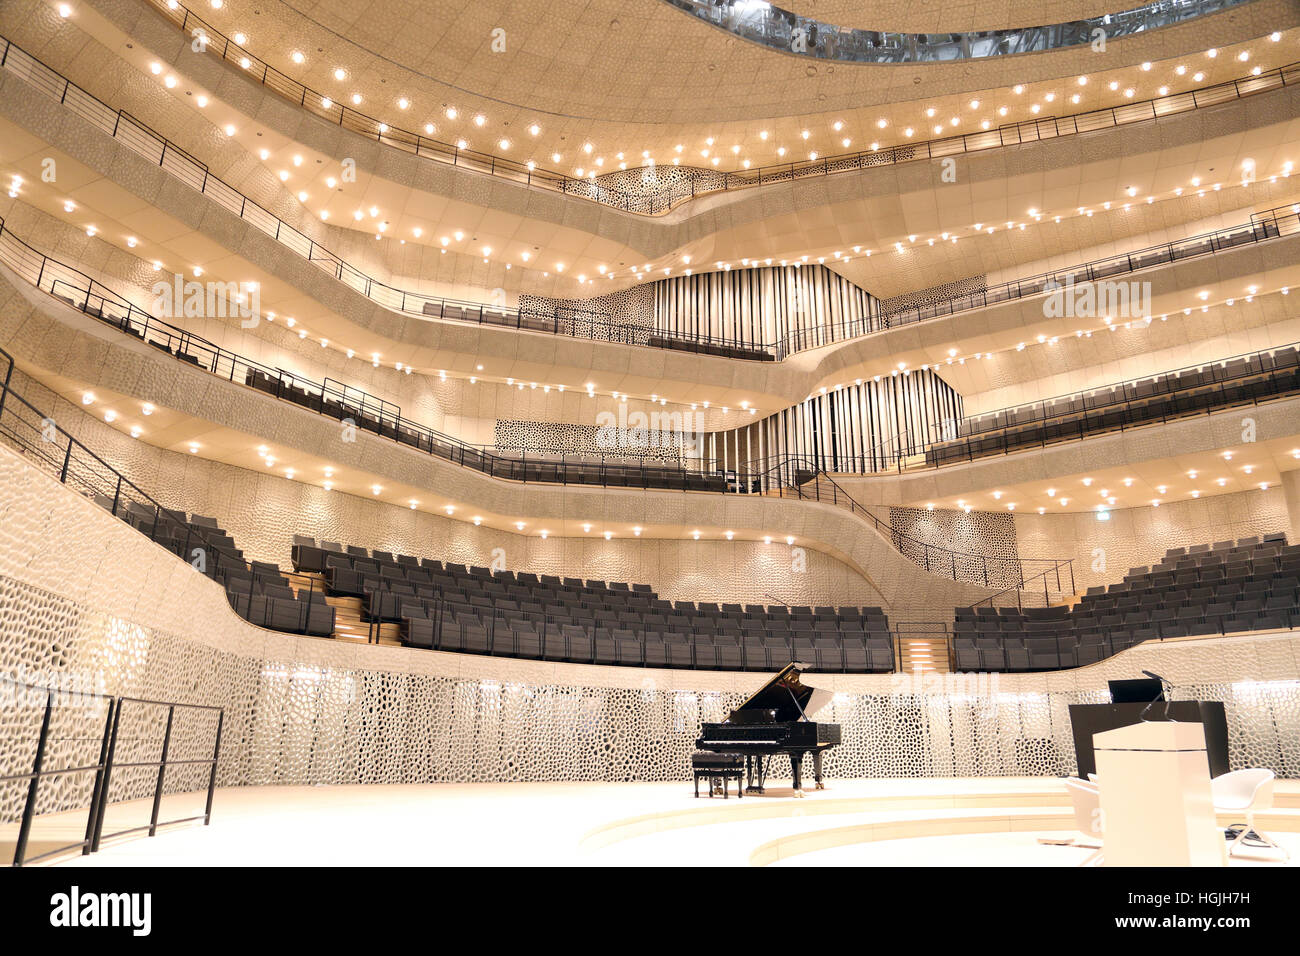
top-left (691, 752), bottom-right (745, 799)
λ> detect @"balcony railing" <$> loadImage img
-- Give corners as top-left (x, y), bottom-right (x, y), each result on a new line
top-left (0, 674), bottom-right (222, 866)
top-left (0, 323), bottom-right (1076, 592)
top-left (3, 33), bottom-right (1297, 362)
top-left (4, 205), bottom-right (1298, 499)
top-left (141, 0), bottom-right (1291, 217)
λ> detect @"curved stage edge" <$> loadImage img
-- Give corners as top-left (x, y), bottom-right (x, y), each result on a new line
top-left (9, 778), bottom-right (1298, 867)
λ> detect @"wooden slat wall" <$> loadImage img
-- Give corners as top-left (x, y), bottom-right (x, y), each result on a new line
top-left (652, 264), bottom-right (875, 348)
top-left (711, 370), bottom-right (963, 476)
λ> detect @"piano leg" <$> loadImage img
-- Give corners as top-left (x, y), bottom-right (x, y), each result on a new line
top-left (813, 750), bottom-right (826, 790)
top-left (790, 754), bottom-right (804, 797)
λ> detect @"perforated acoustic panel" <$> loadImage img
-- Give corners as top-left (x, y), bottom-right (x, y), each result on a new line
top-left (889, 507), bottom-right (1024, 591)
top-left (1, 444), bottom-right (1297, 826)
top-left (493, 419), bottom-right (688, 461)
top-left (878, 274), bottom-right (989, 318)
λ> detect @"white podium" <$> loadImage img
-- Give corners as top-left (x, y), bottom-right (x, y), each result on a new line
top-left (1094, 721), bottom-right (1226, 867)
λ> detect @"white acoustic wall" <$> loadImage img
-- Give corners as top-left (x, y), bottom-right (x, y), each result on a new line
top-left (1, 441), bottom-right (1298, 824)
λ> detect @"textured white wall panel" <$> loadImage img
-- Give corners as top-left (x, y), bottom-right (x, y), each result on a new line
top-left (1, 442), bottom-right (1297, 825)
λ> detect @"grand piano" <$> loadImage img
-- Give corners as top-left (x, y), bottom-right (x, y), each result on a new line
top-left (695, 663), bottom-right (841, 796)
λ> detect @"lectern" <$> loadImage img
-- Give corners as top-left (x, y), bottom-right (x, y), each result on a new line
top-left (1094, 721), bottom-right (1226, 867)
top-left (1068, 700), bottom-right (1229, 778)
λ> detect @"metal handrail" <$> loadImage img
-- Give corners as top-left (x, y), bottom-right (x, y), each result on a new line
top-left (90, 697), bottom-right (224, 853)
top-left (776, 469), bottom-right (1075, 591)
top-left (5, 201), bottom-right (1299, 489)
top-left (6, 207), bottom-right (1296, 590)
top-left (0, 674), bottom-right (113, 866)
top-left (1, 675), bottom-right (223, 866)
top-left (811, 205), bottom-right (1298, 347)
top-left (969, 563), bottom-right (1081, 610)
top-left (144, 0), bottom-right (1289, 217)
top-left (808, 335), bottom-right (1300, 476)
top-left (4, 33), bottom-right (1297, 360)
top-left (0, 327), bottom-right (1071, 593)
top-left (910, 341), bottom-right (1300, 473)
top-left (0, 337), bottom-right (332, 627)
top-left (0, 35), bottom-right (758, 358)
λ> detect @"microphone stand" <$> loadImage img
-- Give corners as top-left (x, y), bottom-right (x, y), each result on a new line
top-left (1138, 670), bottom-right (1176, 722)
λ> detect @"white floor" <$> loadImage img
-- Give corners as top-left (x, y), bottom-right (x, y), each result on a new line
top-left (10, 777), bottom-right (1297, 867)
top-left (767, 830), bottom-right (1299, 867)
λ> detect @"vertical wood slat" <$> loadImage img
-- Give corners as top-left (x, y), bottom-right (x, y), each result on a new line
top-left (649, 264), bottom-right (874, 349)
top-left (722, 369), bottom-right (962, 477)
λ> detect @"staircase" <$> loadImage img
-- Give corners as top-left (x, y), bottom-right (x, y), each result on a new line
top-left (895, 630), bottom-right (951, 674)
top-left (765, 471), bottom-right (1075, 606)
top-left (285, 571), bottom-right (400, 645)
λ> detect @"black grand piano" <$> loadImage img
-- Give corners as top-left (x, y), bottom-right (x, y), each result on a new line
top-left (694, 663), bottom-right (841, 796)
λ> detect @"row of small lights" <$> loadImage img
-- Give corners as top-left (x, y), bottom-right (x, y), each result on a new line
top-left (77, 392), bottom-right (162, 442)
top-left (75, 263), bottom-right (1297, 529)
top-left (14, 176), bottom-right (769, 412)
top-left (18, 68), bottom-right (1292, 425)
top-left (933, 449), bottom-right (1294, 518)
top-left (31, 174), bottom-right (1291, 432)
top-left (263, 153), bottom-right (1292, 285)
top-left (125, 32), bottom-right (1292, 293)
top-left (79, 384), bottom-right (1295, 532)
top-left (54, 3), bottom-right (1293, 534)
top-left (690, 159), bottom-right (1293, 280)
top-left (812, 280), bottom-right (1292, 400)
top-left (121, 9), bottom-right (1290, 283)
top-left (26, 155), bottom-right (1295, 438)
top-left (245, 443), bottom-right (800, 544)
top-left (178, 0), bottom-right (1286, 175)
top-left (256, 153), bottom-right (1293, 300)
top-left (78, 47), bottom-right (1294, 425)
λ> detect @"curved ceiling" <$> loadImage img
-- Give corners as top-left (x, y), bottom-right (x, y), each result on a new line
top-left (63, 0), bottom-right (1297, 216)
top-left (123, 0), bottom-right (1297, 137)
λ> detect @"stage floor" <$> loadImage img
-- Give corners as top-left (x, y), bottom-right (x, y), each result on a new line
top-left (14, 777), bottom-right (1300, 867)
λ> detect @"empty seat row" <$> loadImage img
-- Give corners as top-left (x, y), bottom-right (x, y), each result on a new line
top-left (402, 610), bottom-right (894, 672)
top-left (925, 344), bottom-right (1300, 467)
top-left (955, 537), bottom-right (1298, 672)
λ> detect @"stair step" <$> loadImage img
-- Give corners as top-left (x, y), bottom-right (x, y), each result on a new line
top-left (899, 635), bottom-right (950, 673)
top-left (282, 570), bottom-right (401, 644)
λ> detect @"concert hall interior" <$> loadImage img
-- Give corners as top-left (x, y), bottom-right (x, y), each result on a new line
top-left (4, 0), bottom-right (1300, 876)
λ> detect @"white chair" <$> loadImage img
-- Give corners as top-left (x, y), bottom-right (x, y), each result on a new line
top-left (1064, 777), bottom-right (1104, 866)
top-left (1212, 769), bottom-right (1290, 859)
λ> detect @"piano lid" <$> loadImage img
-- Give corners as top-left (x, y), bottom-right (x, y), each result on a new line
top-left (724, 663), bottom-right (820, 723)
